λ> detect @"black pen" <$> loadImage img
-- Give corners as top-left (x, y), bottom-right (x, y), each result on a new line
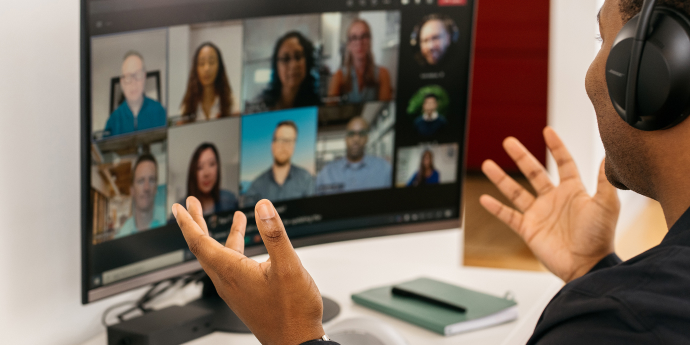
top-left (391, 287), bottom-right (467, 313)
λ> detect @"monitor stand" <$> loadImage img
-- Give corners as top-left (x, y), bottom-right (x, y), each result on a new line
top-left (187, 275), bottom-right (341, 333)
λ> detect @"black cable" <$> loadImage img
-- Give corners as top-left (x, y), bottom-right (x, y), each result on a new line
top-left (101, 278), bottom-right (182, 327)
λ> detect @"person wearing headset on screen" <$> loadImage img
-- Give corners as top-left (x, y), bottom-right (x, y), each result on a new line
top-left (181, 143), bottom-right (238, 216)
top-left (244, 31), bottom-right (322, 114)
top-left (327, 19), bottom-right (393, 104)
top-left (179, 43), bottom-right (236, 123)
top-left (104, 52), bottom-right (166, 137)
top-left (315, 116), bottom-right (392, 195)
top-left (116, 154), bottom-right (166, 239)
top-left (171, 1), bottom-right (690, 343)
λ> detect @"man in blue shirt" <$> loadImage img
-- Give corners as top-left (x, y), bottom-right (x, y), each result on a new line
top-left (104, 51), bottom-right (166, 137)
top-left (116, 154), bottom-right (166, 239)
top-left (316, 116), bottom-right (392, 195)
top-left (244, 121), bottom-right (315, 205)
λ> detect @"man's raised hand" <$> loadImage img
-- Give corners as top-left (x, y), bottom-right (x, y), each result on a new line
top-left (172, 198), bottom-right (325, 345)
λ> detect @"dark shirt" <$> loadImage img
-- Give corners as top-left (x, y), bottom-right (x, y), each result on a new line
top-left (244, 164), bottom-right (315, 206)
top-left (104, 96), bottom-right (166, 137)
top-left (407, 169), bottom-right (440, 187)
top-left (528, 206), bottom-right (690, 344)
top-left (414, 116), bottom-right (447, 137)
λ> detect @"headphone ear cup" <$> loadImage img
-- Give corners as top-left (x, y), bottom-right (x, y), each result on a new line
top-left (606, 7), bottom-right (690, 131)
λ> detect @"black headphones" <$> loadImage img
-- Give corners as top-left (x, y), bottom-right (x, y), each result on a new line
top-left (606, 0), bottom-right (690, 131)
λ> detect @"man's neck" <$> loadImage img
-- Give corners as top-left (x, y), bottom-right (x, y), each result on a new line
top-left (134, 208), bottom-right (154, 230)
top-left (127, 97), bottom-right (144, 117)
top-left (347, 154), bottom-right (365, 164)
top-left (272, 163), bottom-right (292, 186)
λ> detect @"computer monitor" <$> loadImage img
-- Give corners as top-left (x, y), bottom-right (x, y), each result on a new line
top-left (81, 0), bottom-right (476, 307)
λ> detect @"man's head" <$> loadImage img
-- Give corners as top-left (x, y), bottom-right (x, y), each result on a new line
top-left (272, 121), bottom-right (298, 167)
top-left (120, 51), bottom-right (146, 105)
top-left (423, 94), bottom-right (439, 115)
top-left (130, 154), bottom-right (158, 214)
top-left (419, 17), bottom-right (452, 65)
top-left (586, 0), bottom-right (690, 199)
top-left (345, 117), bottom-right (369, 162)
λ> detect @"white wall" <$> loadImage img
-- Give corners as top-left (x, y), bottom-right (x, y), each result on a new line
top-left (0, 1), bottom-right (151, 344)
top-left (548, 0), bottom-right (649, 236)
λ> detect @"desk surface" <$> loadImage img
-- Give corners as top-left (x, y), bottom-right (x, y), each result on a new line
top-left (82, 229), bottom-right (563, 345)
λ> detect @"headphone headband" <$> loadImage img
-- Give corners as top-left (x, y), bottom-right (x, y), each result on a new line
top-left (624, 0), bottom-right (657, 125)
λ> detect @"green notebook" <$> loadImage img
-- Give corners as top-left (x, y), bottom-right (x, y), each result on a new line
top-left (351, 277), bottom-right (518, 336)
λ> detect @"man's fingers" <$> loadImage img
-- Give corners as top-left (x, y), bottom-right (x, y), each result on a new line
top-left (503, 137), bottom-right (554, 195)
top-left (479, 195), bottom-right (525, 237)
top-left (481, 159), bottom-right (536, 212)
top-left (186, 196), bottom-right (209, 235)
top-left (254, 199), bottom-right (300, 270)
top-left (172, 203), bottom-right (239, 269)
top-left (226, 211), bottom-right (247, 253)
top-left (543, 127), bottom-right (580, 183)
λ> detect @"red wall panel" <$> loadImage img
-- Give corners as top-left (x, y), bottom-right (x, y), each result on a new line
top-left (466, 0), bottom-right (550, 172)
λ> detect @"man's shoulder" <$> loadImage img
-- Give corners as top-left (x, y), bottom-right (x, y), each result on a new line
top-left (290, 165), bottom-right (313, 179)
top-left (364, 155), bottom-right (391, 168)
top-left (117, 217), bottom-right (137, 238)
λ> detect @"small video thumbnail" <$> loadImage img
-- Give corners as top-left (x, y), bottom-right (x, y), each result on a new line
top-left (315, 102), bottom-right (395, 195)
top-left (167, 117), bottom-right (241, 218)
top-left (395, 142), bottom-right (459, 188)
top-left (90, 129), bottom-right (168, 244)
top-left (239, 107), bottom-right (319, 207)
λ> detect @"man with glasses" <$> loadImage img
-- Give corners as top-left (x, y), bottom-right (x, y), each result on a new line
top-left (316, 116), bottom-right (392, 195)
top-left (116, 154), bottom-right (166, 239)
top-left (244, 121), bottom-right (315, 205)
top-left (104, 51), bottom-right (166, 137)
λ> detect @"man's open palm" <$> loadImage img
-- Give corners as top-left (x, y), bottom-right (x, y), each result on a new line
top-left (480, 127), bottom-right (620, 282)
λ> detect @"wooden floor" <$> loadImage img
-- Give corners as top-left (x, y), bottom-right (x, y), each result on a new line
top-left (463, 173), bottom-right (669, 271)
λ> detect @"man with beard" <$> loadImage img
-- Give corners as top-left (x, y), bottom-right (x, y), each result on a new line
top-left (245, 121), bottom-right (315, 205)
top-left (416, 14), bottom-right (455, 67)
top-left (316, 116), bottom-right (392, 195)
top-left (172, 0), bottom-right (690, 343)
top-left (117, 154), bottom-right (166, 238)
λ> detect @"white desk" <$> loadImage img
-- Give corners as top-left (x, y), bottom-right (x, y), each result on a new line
top-left (82, 229), bottom-right (563, 345)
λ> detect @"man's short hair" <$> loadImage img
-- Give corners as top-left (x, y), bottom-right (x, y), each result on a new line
top-left (123, 50), bottom-right (146, 71)
top-left (619, 0), bottom-right (690, 23)
top-left (423, 93), bottom-right (438, 101)
top-left (274, 120), bottom-right (299, 139)
top-left (131, 153), bottom-right (157, 184)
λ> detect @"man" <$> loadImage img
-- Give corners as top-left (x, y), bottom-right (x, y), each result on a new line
top-left (418, 15), bottom-right (453, 66)
top-left (414, 94), bottom-right (447, 137)
top-left (172, 0), bottom-right (690, 344)
top-left (117, 154), bottom-right (166, 239)
top-left (104, 51), bottom-right (166, 137)
top-left (245, 121), bottom-right (315, 205)
top-left (316, 117), bottom-right (392, 195)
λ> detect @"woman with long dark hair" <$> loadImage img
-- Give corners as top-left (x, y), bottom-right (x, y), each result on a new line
top-left (180, 43), bottom-right (235, 122)
top-left (328, 19), bottom-right (392, 104)
top-left (407, 149), bottom-right (440, 187)
top-left (184, 143), bottom-right (238, 215)
top-left (245, 31), bottom-right (321, 113)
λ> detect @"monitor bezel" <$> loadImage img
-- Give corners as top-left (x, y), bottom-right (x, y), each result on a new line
top-left (80, 0), bottom-right (477, 304)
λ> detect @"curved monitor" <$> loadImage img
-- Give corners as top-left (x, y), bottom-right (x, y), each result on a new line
top-left (81, 0), bottom-right (476, 303)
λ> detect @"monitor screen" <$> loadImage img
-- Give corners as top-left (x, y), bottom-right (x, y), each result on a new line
top-left (82, 0), bottom-right (476, 303)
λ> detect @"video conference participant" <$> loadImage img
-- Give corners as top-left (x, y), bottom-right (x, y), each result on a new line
top-left (406, 150), bottom-right (439, 187)
top-left (116, 154), bottom-right (166, 239)
top-left (180, 43), bottom-right (235, 122)
top-left (414, 94), bottom-right (447, 137)
top-left (316, 116), bottom-right (391, 195)
top-left (104, 51), bottom-right (166, 137)
top-left (414, 14), bottom-right (456, 67)
top-left (245, 121), bottom-right (314, 204)
top-left (327, 19), bottom-right (392, 104)
top-left (182, 143), bottom-right (238, 216)
top-left (245, 32), bottom-right (321, 114)
top-left (171, 1), bottom-right (690, 344)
